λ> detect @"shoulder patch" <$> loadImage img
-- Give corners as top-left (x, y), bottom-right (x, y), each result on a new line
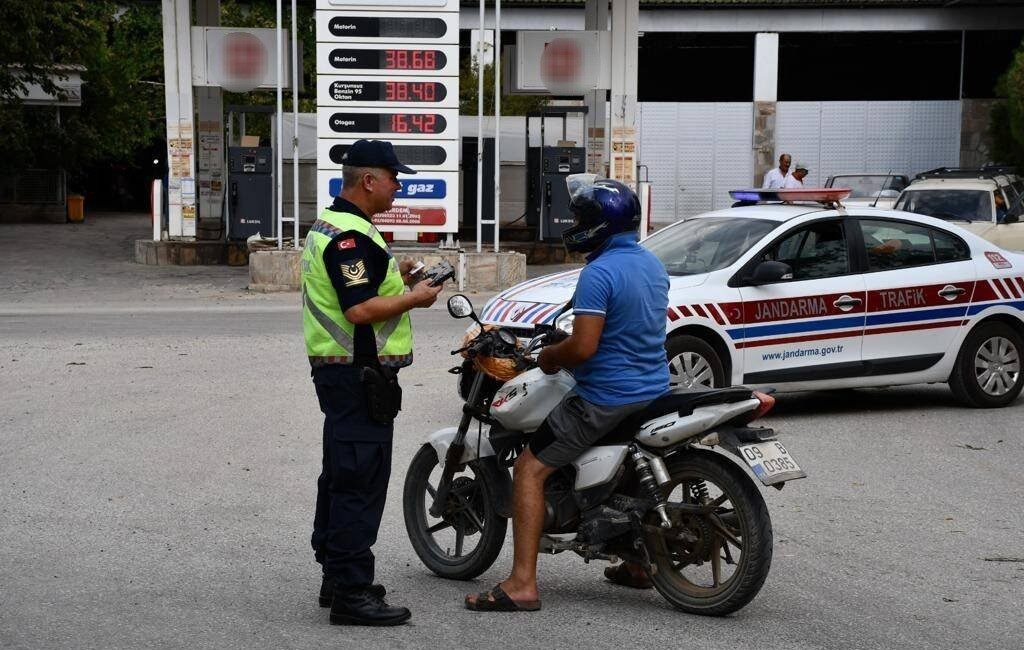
top-left (341, 260), bottom-right (370, 286)
top-left (337, 238), bottom-right (357, 250)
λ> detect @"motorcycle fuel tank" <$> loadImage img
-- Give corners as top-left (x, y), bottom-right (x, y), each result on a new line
top-left (490, 367), bottom-right (575, 432)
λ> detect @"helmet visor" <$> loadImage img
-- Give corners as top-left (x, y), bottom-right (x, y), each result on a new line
top-left (566, 173), bottom-right (599, 202)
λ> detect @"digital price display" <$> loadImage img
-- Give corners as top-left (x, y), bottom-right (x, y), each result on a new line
top-left (329, 143), bottom-right (448, 167)
top-left (328, 48), bottom-right (446, 71)
top-left (329, 80), bottom-right (446, 103)
top-left (329, 112), bottom-right (447, 134)
top-left (327, 16), bottom-right (447, 39)
top-left (316, 0), bottom-right (460, 233)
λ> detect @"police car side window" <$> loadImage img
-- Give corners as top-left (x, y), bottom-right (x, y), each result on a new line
top-left (859, 219), bottom-right (968, 271)
top-left (763, 221), bottom-right (848, 281)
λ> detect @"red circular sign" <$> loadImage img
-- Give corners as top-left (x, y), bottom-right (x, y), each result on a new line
top-left (222, 32), bottom-right (267, 92)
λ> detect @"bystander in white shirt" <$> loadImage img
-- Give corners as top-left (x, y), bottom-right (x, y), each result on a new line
top-left (763, 167), bottom-right (789, 189)
top-left (782, 174), bottom-right (805, 189)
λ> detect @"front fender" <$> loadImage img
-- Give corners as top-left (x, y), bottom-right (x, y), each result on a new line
top-left (427, 426), bottom-right (497, 465)
top-left (425, 427), bottom-right (511, 518)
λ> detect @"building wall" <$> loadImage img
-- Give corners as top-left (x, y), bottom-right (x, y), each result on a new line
top-left (638, 100), bottom-right (962, 224)
top-left (775, 101), bottom-right (962, 186)
top-left (961, 99), bottom-right (999, 169)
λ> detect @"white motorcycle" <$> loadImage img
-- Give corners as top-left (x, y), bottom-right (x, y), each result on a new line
top-left (402, 294), bottom-right (806, 616)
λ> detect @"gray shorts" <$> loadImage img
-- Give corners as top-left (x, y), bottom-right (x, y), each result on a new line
top-left (528, 390), bottom-right (652, 468)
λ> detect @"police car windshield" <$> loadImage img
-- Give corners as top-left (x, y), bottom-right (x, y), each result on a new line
top-left (643, 217), bottom-right (777, 276)
top-left (894, 189), bottom-right (993, 223)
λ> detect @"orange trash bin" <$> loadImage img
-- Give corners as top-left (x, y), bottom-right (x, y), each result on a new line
top-left (67, 194), bottom-right (85, 222)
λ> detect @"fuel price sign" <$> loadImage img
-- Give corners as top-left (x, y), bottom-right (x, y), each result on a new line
top-left (316, 43), bottom-right (458, 76)
top-left (315, 12), bottom-right (458, 44)
top-left (318, 76), bottom-right (457, 107)
top-left (319, 108), bottom-right (457, 139)
top-left (317, 0), bottom-right (459, 233)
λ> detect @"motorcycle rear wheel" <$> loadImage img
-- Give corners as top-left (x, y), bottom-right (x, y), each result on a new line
top-left (402, 443), bottom-right (507, 580)
top-left (645, 453), bottom-right (772, 616)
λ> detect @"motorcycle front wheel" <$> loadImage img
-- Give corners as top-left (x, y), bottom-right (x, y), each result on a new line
top-left (645, 453), bottom-right (773, 616)
top-left (402, 443), bottom-right (508, 580)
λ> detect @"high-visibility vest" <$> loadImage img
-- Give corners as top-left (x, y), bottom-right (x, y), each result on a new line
top-left (301, 208), bottom-right (413, 368)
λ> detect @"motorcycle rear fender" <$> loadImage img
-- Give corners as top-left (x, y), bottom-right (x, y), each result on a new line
top-left (690, 427), bottom-right (807, 489)
top-left (426, 428), bottom-right (512, 518)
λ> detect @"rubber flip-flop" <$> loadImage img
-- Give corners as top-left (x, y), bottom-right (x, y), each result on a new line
top-left (464, 584), bottom-right (541, 612)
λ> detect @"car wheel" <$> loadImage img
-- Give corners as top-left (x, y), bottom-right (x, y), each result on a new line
top-left (666, 335), bottom-right (727, 389)
top-left (949, 321), bottom-right (1024, 408)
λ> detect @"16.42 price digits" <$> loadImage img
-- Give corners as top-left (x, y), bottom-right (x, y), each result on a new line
top-left (389, 114), bottom-right (440, 134)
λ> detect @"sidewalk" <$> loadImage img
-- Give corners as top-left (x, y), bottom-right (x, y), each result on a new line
top-left (0, 213), bottom-right (578, 313)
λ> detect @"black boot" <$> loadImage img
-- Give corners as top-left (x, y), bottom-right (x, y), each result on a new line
top-left (330, 587), bottom-right (411, 627)
top-left (320, 576), bottom-right (386, 607)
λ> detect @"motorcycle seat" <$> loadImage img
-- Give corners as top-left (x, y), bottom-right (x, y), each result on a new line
top-left (597, 387), bottom-right (756, 445)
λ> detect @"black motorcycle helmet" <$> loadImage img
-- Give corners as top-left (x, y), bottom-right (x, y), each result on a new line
top-left (561, 174), bottom-right (642, 253)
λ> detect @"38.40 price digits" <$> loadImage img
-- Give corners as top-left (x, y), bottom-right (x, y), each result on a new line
top-left (384, 81), bottom-right (438, 102)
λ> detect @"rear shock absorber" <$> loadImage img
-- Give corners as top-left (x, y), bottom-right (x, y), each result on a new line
top-left (630, 445), bottom-right (672, 529)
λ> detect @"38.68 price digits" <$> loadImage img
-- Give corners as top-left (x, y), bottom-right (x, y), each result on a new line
top-left (384, 49), bottom-right (438, 70)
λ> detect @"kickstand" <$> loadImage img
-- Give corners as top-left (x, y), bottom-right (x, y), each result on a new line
top-left (629, 512), bottom-right (657, 578)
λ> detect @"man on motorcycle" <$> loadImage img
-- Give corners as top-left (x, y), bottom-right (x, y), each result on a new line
top-left (466, 175), bottom-right (670, 612)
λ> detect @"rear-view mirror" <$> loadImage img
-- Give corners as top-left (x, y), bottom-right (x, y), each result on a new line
top-left (447, 294), bottom-right (474, 318)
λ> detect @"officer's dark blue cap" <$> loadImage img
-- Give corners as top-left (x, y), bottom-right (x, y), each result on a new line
top-left (340, 139), bottom-right (417, 175)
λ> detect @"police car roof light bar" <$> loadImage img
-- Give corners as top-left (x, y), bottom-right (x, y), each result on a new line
top-left (729, 188), bottom-right (852, 208)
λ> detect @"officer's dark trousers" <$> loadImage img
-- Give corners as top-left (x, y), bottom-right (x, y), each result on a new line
top-left (311, 372), bottom-right (394, 589)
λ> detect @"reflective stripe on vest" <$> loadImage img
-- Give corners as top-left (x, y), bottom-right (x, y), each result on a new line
top-left (302, 287), bottom-right (355, 351)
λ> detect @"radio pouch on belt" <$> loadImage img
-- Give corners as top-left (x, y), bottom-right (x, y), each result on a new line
top-left (360, 364), bottom-right (402, 424)
top-left (355, 322), bottom-right (402, 424)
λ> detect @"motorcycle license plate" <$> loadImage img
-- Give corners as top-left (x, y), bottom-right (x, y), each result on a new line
top-left (737, 441), bottom-right (805, 485)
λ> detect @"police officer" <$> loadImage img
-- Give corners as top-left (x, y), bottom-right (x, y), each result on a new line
top-left (302, 139), bottom-right (442, 626)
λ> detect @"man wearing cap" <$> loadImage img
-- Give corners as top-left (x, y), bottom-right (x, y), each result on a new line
top-left (763, 153), bottom-right (792, 189)
top-left (302, 139), bottom-right (442, 626)
top-left (783, 162), bottom-right (809, 188)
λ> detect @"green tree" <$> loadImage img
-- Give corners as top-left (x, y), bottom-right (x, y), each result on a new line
top-left (0, 1), bottom-right (165, 185)
top-left (0, 1), bottom-right (100, 102)
top-left (459, 56), bottom-right (548, 116)
top-left (990, 37), bottom-right (1024, 169)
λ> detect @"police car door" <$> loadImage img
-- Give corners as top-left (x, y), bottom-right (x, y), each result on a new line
top-left (854, 217), bottom-right (976, 376)
top-left (736, 217), bottom-right (866, 386)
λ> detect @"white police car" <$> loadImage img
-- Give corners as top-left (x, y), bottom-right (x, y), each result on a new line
top-left (479, 189), bottom-right (1024, 407)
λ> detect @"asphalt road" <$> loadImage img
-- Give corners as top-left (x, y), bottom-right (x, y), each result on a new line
top-left (2, 301), bottom-right (1023, 650)
top-left (2, 214), bottom-right (1022, 649)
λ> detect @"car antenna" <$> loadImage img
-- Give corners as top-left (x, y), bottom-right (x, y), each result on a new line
top-left (871, 170), bottom-right (893, 208)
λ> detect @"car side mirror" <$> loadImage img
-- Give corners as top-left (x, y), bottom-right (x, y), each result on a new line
top-left (1004, 212), bottom-right (1020, 224)
top-left (746, 261), bottom-right (793, 286)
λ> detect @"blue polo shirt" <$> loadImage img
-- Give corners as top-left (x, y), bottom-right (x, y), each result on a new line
top-left (571, 232), bottom-right (670, 406)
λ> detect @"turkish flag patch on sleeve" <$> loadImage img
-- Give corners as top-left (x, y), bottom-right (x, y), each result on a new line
top-left (336, 238), bottom-right (357, 250)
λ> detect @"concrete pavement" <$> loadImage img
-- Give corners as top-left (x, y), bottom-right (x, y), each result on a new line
top-left (2, 216), bottom-right (1021, 650)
